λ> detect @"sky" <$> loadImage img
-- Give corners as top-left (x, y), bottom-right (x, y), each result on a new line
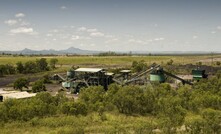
top-left (0, 0), bottom-right (221, 52)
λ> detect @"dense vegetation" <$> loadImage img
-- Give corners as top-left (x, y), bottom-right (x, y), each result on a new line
top-left (0, 58), bottom-right (58, 77)
top-left (0, 72), bottom-right (221, 133)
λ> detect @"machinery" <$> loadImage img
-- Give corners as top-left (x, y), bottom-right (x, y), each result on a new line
top-left (53, 64), bottom-right (193, 94)
top-left (114, 64), bottom-right (193, 86)
top-left (53, 68), bottom-right (113, 93)
top-left (192, 67), bottom-right (208, 81)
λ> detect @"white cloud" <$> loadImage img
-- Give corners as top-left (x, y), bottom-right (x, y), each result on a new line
top-left (15, 13), bottom-right (25, 18)
top-left (105, 38), bottom-right (118, 43)
top-left (77, 27), bottom-right (99, 33)
top-left (71, 35), bottom-right (80, 40)
top-left (46, 33), bottom-right (53, 37)
top-left (217, 26), bottom-right (221, 30)
top-left (50, 29), bottom-right (59, 33)
top-left (20, 21), bottom-right (30, 26)
top-left (90, 32), bottom-right (104, 37)
top-left (154, 38), bottom-right (165, 41)
top-left (71, 35), bottom-right (91, 40)
top-left (60, 6), bottom-right (67, 10)
top-left (87, 28), bottom-right (97, 32)
top-left (78, 27), bottom-right (87, 31)
top-left (192, 35), bottom-right (198, 39)
top-left (128, 39), bottom-right (146, 44)
top-left (10, 27), bottom-right (35, 34)
top-left (90, 44), bottom-right (95, 47)
top-left (4, 19), bottom-right (17, 26)
top-left (211, 31), bottom-right (216, 34)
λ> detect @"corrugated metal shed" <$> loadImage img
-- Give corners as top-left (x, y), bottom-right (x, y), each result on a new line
top-left (75, 68), bottom-right (103, 73)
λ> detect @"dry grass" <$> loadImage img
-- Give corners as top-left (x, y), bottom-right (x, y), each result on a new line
top-left (1, 55), bottom-right (220, 67)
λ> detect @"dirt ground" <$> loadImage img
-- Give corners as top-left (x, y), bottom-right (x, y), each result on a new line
top-left (0, 74), bottom-right (41, 88)
top-left (198, 58), bottom-right (221, 63)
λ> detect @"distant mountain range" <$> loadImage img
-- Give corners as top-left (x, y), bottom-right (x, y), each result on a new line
top-left (0, 47), bottom-right (100, 55)
top-left (0, 47), bottom-right (220, 55)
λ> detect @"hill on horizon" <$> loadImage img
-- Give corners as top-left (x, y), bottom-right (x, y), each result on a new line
top-left (0, 47), bottom-right (220, 55)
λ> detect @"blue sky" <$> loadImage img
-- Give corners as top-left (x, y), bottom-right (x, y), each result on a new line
top-left (0, 0), bottom-right (221, 51)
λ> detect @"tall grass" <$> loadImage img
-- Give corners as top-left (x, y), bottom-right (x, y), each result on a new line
top-left (0, 113), bottom-right (157, 134)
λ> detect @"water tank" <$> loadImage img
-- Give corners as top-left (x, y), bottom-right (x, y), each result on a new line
top-left (150, 72), bottom-right (165, 83)
top-left (192, 69), bottom-right (207, 80)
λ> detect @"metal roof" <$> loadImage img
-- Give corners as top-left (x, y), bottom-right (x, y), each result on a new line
top-left (1, 91), bottom-right (36, 101)
top-left (106, 72), bottom-right (114, 76)
top-left (75, 68), bottom-right (104, 73)
top-left (0, 90), bottom-right (18, 95)
top-left (120, 70), bottom-right (131, 73)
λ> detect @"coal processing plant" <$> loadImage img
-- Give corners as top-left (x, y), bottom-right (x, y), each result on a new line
top-left (52, 64), bottom-right (208, 94)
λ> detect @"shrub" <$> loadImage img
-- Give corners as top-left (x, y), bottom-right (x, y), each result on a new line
top-left (32, 80), bottom-right (46, 93)
top-left (13, 77), bottom-right (29, 91)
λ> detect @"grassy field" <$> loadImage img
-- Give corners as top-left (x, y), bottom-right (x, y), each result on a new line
top-left (0, 55), bottom-right (220, 67)
top-left (0, 113), bottom-right (162, 134)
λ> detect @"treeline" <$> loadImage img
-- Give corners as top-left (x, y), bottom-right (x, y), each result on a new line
top-left (0, 58), bottom-right (58, 77)
top-left (0, 72), bottom-right (221, 133)
top-left (98, 51), bottom-right (133, 56)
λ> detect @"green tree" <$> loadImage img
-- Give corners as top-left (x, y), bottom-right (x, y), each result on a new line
top-left (13, 78), bottom-right (29, 91)
top-left (16, 61), bottom-right (24, 73)
top-left (24, 61), bottom-right (37, 73)
top-left (36, 58), bottom-right (48, 71)
top-left (157, 96), bottom-right (186, 133)
top-left (41, 75), bottom-right (52, 84)
top-left (216, 61), bottom-right (221, 66)
top-left (32, 80), bottom-right (46, 93)
top-left (167, 59), bottom-right (174, 65)
top-left (185, 116), bottom-right (206, 134)
top-left (196, 61), bottom-right (202, 66)
top-left (201, 108), bottom-right (221, 133)
top-left (79, 86), bottom-right (105, 112)
top-left (131, 60), bottom-right (147, 72)
top-left (5, 64), bottom-right (16, 74)
top-left (216, 70), bottom-right (221, 79)
top-left (61, 101), bottom-right (87, 116)
top-left (0, 65), bottom-right (6, 77)
top-left (49, 58), bottom-right (58, 69)
top-left (113, 86), bottom-right (146, 114)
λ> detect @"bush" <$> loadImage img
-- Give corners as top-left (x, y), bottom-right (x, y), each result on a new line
top-left (113, 86), bottom-right (148, 114)
top-left (24, 61), bottom-right (37, 74)
top-left (13, 77), bottom-right (29, 91)
top-left (61, 101), bottom-right (87, 116)
top-left (79, 86), bottom-right (106, 112)
top-left (201, 108), bottom-right (221, 133)
top-left (185, 116), bottom-right (206, 134)
top-left (16, 62), bottom-right (24, 73)
top-left (36, 58), bottom-right (49, 71)
top-left (131, 60), bottom-right (147, 72)
top-left (32, 80), bottom-right (46, 93)
top-left (50, 58), bottom-right (58, 69)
